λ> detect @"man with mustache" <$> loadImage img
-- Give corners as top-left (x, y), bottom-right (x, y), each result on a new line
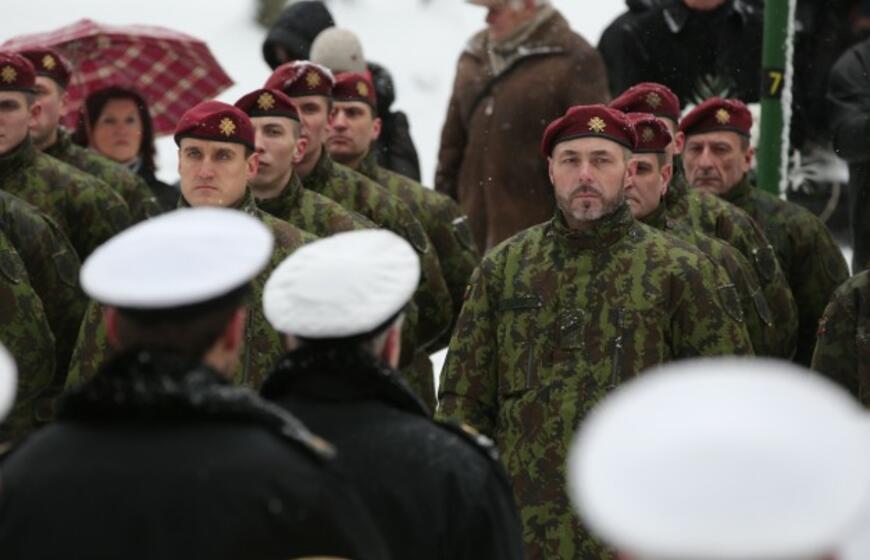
top-left (437, 104), bottom-right (752, 559)
top-left (681, 97), bottom-right (848, 365)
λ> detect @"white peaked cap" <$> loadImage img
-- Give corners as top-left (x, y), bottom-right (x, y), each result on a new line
top-left (263, 229), bottom-right (420, 338)
top-left (568, 358), bottom-right (870, 560)
top-left (80, 208), bottom-right (273, 308)
top-left (0, 343), bottom-right (17, 423)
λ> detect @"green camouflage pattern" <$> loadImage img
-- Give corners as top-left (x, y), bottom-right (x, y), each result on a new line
top-left (812, 271), bottom-right (870, 403)
top-left (66, 189), bottom-right (316, 390)
top-left (643, 202), bottom-right (790, 358)
top-left (0, 231), bottom-right (54, 441)
top-left (303, 151), bottom-right (453, 351)
top-left (256, 172), bottom-right (375, 236)
top-left (0, 138), bottom-right (132, 260)
top-left (0, 190), bottom-right (84, 421)
top-left (43, 128), bottom-right (163, 222)
top-left (359, 149), bottom-right (480, 349)
top-left (665, 173), bottom-right (798, 356)
top-left (436, 204), bottom-right (753, 559)
top-left (720, 175), bottom-right (849, 366)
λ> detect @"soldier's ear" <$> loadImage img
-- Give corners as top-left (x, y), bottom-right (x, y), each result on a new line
top-left (370, 117), bottom-right (382, 142)
top-left (547, 157), bottom-right (555, 185)
top-left (293, 137), bottom-right (309, 165)
top-left (246, 151), bottom-right (260, 181)
top-left (28, 101), bottom-right (42, 125)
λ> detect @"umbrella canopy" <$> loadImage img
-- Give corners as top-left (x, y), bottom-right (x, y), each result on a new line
top-left (2, 18), bottom-right (234, 135)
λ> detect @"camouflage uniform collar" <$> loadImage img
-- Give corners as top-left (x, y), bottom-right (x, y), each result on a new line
top-left (256, 173), bottom-right (304, 218)
top-left (550, 202), bottom-right (636, 250)
top-left (639, 201), bottom-right (671, 231)
top-left (179, 186), bottom-right (261, 218)
top-left (43, 127), bottom-right (72, 159)
top-left (0, 136), bottom-right (36, 181)
top-left (58, 349), bottom-right (335, 462)
top-left (302, 150), bottom-right (334, 194)
top-left (720, 174), bottom-right (753, 207)
top-left (261, 345), bottom-right (431, 417)
top-left (357, 148), bottom-right (379, 180)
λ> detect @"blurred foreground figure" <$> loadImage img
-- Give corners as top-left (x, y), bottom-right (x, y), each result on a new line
top-left (570, 358), bottom-right (870, 560)
top-left (0, 208), bottom-right (388, 560)
top-left (435, 0), bottom-right (609, 252)
top-left (260, 229), bottom-right (524, 560)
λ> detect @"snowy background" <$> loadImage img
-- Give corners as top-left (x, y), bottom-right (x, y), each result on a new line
top-left (2, 0), bottom-right (623, 185)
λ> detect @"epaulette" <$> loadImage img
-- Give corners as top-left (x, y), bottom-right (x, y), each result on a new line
top-left (436, 420), bottom-right (501, 464)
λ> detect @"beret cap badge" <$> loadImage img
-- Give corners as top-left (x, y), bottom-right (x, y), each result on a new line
top-left (219, 117), bottom-right (236, 137)
top-left (42, 54), bottom-right (56, 70)
top-left (588, 116), bottom-right (607, 134)
top-left (0, 66), bottom-right (17, 84)
top-left (645, 92), bottom-right (662, 108)
top-left (715, 108), bottom-right (731, 124)
top-left (256, 92), bottom-right (275, 111)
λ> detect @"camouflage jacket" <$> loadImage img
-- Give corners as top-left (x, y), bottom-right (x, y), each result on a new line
top-left (359, 149), bottom-right (480, 348)
top-left (437, 204), bottom-right (752, 559)
top-left (0, 190), bottom-right (84, 418)
top-left (256, 172), bottom-right (374, 236)
top-left (812, 271), bottom-right (870, 403)
top-left (43, 128), bottom-right (162, 222)
top-left (303, 151), bottom-right (452, 352)
top-left (0, 138), bottom-right (131, 260)
top-left (665, 173), bottom-right (798, 353)
top-left (66, 189), bottom-right (316, 391)
top-left (0, 232), bottom-right (54, 442)
top-left (643, 202), bottom-right (793, 359)
top-left (721, 175), bottom-right (849, 366)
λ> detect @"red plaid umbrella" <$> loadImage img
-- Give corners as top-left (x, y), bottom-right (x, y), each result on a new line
top-left (2, 18), bottom-right (233, 135)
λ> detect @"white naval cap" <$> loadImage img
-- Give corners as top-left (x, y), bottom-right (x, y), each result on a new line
top-left (0, 343), bottom-right (17, 423)
top-left (568, 358), bottom-right (870, 560)
top-left (80, 208), bottom-right (273, 309)
top-left (263, 229), bottom-right (419, 339)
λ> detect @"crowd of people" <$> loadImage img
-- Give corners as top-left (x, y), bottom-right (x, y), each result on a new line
top-left (2, 0), bottom-right (870, 558)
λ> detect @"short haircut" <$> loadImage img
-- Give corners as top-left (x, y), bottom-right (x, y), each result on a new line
top-left (113, 286), bottom-right (248, 361)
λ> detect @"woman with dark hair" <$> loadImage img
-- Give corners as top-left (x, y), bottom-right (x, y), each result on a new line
top-left (72, 87), bottom-right (178, 211)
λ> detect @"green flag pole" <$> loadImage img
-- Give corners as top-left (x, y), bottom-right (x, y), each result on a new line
top-left (757, 0), bottom-right (796, 196)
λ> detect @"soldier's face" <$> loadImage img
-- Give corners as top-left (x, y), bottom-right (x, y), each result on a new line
top-left (548, 137), bottom-right (628, 229)
top-left (682, 131), bottom-right (753, 196)
top-left (178, 138), bottom-right (258, 208)
top-left (30, 76), bottom-right (67, 149)
top-left (326, 101), bottom-right (381, 168)
top-left (290, 95), bottom-right (329, 160)
top-left (90, 98), bottom-right (143, 164)
top-left (0, 91), bottom-right (39, 156)
top-left (625, 153), bottom-right (672, 220)
top-left (251, 116), bottom-right (305, 192)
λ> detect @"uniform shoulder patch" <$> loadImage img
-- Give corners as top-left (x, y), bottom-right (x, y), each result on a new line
top-left (451, 215), bottom-right (477, 253)
top-left (751, 245), bottom-right (778, 284)
top-left (752, 288), bottom-right (774, 327)
top-left (0, 249), bottom-right (24, 284)
top-left (437, 420), bottom-right (501, 463)
top-left (717, 284), bottom-right (744, 323)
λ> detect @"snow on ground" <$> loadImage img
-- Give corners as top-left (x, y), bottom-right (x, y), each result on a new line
top-left (2, 1), bottom-right (623, 382)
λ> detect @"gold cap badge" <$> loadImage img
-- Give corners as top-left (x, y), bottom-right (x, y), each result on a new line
top-left (42, 54), bottom-right (56, 71)
top-left (646, 92), bottom-right (662, 109)
top-left (356, 81), bottom-right (369, 97)
top-left (715, 108), bottom-right (731, 125)
top-left (219, 117), bottom-right (236, 137)
top-left (1, 66), bottom-right (17, 84)
top-left (305, 71), bottom-right (321, 88)
top-left (257, 91), bottom-right (275, 111)
top-left (641, 127), bottom-right (655, 143)
top-left (588, 116), bottom-right (607, 134)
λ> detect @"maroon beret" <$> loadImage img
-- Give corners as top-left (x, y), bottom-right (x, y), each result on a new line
top-left (610, 82), bottom-right (681, 123)
top-left (235, 88), bottom-right (299, 121)
top-left (174, 100), bottom-right (254, 150)
top-left (626, 112), bottom-right (672, 154)
top-left (680, 97), bottom-right (752, 138)
top-left (18, 48), bottom-right (72, 89)
top-left (0, 52), bottom-right (36, 93)
top-left (332, 72), bottom-right (377, 109)
top-left (263, 61), bottom-right (334, 98)
top-left (540, 104), bottom-right (635, 157)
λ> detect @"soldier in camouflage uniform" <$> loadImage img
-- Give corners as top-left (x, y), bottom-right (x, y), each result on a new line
top-left (0, 230), bottom-right (54, 442)
top-left (681, 97), bottom-right (849, 365)
top-left (67, 101), bottom-right (315, 390)
top-left (0, 53), bottom-right (131, 261)
top-left (325, 72), bottom-right (480, 347)
top-left (265, 61), bottom-right (452, 408)
top-left (437, 105), bottom-right (753, 559)
top-left (812, 271), bottom-right (870, 404)
top-left (0, 189), bottom-right (84, 420)
top-left (20, 48), bottom-right (162, 223)
top-left (611, 82), bottom-right (798, 359)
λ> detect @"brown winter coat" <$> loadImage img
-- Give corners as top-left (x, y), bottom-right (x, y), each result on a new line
top-left (435, 9), bottom-right (609, 252)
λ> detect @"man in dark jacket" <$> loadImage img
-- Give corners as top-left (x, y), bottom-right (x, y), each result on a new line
top-left (260, 229), bottom-right (525, 560)
top-left (828, 34), bottom-right (870, 272)
top-left (0, 208), bottom-right (388, 560)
